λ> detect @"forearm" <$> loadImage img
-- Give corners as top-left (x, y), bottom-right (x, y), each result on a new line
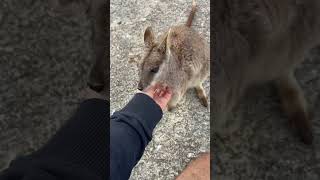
top-left (110, 93), bottom-right (163, 180)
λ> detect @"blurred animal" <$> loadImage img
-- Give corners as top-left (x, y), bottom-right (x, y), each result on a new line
top-left (49, 0), bottom-right (108, 96)
top-left (213, 0), bottom-right (320, 144)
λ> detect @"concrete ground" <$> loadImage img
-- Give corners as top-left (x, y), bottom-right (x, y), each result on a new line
top-left (110, 0), bottom-right (210, 179)
top-left (213, 47), bottom-right (320, 179)
top-left (0, 0), bottom-right (93, 171)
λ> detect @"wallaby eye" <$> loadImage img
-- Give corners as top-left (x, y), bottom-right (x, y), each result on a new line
top-left (150, 67), bottom-right (159, 73)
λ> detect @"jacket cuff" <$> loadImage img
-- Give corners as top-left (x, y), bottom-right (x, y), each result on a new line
top-left (120, 93), bottom-right (163, 132)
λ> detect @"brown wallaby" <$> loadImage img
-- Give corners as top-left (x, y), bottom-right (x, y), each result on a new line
top-left (48, 0), bottom-right (108, 95)
top-left (131, 0), bottom-right (209, 111)
top-left (213, 0), bottom-right (320, 144)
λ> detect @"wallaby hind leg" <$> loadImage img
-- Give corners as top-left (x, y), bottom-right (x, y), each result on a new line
top-left (275, 72), bottom-right (313, 144)
top-left (87, 2), bottom-right (107, 93)
top-left (195, 84), bottom-right (208, 107)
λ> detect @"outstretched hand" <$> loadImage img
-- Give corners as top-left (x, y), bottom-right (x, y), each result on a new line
top-left (142, 84), bottom-right (172, 110)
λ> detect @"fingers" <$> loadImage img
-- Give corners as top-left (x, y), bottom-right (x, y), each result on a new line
top-left (142, 85), bottom-right (156, 98)
top-left (163, 87), bottom-right (172, 99)
top-left (154, 83), bottom-right (171, 98)
top-left (143, 85), bottom-right (155, 93)
top-left (141, 83), bottom-right (172, 110)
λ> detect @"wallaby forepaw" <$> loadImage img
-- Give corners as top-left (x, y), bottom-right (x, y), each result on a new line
top-left (200, 97), bottom-right (208, 108)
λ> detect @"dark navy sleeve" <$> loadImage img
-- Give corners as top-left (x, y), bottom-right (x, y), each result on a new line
top-left (0, 99), bottom-right (109, 180)
top-left (110, 93), bottom-right (163, 180)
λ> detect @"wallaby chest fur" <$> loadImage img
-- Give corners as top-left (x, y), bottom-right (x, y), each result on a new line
top-left (151, 25), bottom-right (209, 109)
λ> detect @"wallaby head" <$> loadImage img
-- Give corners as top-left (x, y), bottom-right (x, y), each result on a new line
top-left (131, 27), bottom-right (167, 90)
top-left (131, 0), bottom-right (198, 91)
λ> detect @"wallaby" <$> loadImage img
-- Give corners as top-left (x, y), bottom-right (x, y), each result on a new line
top-left (213, 0), bottom-right (320, 144)
top-left (49, 0), bottom-right (108, 95)
top-left (131, 0), bottom-right (209, 111)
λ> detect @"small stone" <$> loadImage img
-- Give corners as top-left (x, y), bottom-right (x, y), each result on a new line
top-left (187, 153), bottom-right (194, 158)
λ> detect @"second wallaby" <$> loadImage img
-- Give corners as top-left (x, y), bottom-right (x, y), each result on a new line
top-left (132, 0), bottom-right (209, 111)
top-left (49, 0), bottom-right (108, 95)
top-left (213, 0), bottom-right (320, 144)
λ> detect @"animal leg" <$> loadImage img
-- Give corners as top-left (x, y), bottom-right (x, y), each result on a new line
top-left (195, 84), bottom-right (208, 107)
top-left (275, 71), bottom-right (313, 144)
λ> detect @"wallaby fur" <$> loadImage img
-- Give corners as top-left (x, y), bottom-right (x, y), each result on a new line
top-left (49, 0), bottom-right (108, 94)
top-left (133, 0), bottom-right (209, 111)
top-left (213, 0), bottom-right (320, 144)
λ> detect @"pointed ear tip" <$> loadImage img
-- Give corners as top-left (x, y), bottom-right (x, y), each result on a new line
top-left (145, 26), bottom-right (154, 34)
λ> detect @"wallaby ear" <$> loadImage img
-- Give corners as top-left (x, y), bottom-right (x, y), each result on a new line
top-left (144, 26), bottom-right (155, 49)
top-left (158, 32), bottom-right (168, 53)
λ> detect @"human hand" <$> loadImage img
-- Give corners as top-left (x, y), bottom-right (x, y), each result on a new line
top-left (141, 84), bottom-right (172, 110)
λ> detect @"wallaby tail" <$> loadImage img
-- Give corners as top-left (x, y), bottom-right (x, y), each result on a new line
top-left (185, 0), bottom-right (197, 27)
